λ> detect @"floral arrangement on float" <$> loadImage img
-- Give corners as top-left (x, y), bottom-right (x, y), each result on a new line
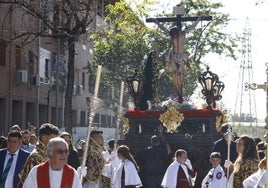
top-left (159, 96), bottom-right (193, 133)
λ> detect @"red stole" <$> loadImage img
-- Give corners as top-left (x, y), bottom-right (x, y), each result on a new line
top-left (37, 161), bottom-right (74, 188)
top-left (176, 165), bottom-right (192, 188)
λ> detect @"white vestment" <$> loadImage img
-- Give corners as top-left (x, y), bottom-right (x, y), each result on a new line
top-left (83, 181), bottom-right (101, 188)
top-left (23, 163), bottom-right (82, 188)
top-left (161, 161), bottom-right (191, 188)
top-left (227, 172), bottom-right (234, 188)
top-left (254, 170), bottom-right (268, 188)
top-left (201, 164), bottom-right (226, 188)
top-left (243, 169), bottom-right (264, 188)
top-left (112, 159), bottom-right (142, 188)
top-left (102, 150), bottom-right (120, 178)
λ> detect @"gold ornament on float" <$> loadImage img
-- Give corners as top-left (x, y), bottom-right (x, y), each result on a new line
top-left (215, 109), bottom-right (228, 132)
top-left (159, 107), bottom-right (184, 133)
top-left (122, 117), bottom-right (130, 135)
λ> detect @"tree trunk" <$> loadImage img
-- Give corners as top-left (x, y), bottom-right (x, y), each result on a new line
top-left (64, 38), bottom-right (75, 134)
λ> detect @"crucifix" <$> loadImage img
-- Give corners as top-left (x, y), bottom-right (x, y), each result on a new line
top-left (146, 4), bottom-right (212, 103)
top-left (245, 62), bottom-right (268, 188)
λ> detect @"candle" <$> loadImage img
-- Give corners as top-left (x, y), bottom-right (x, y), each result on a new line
top-left (94, 65), bottom-right (102, 96)
top-left (133, 81), bottom-right (139, 93)
top-left (119, 81), bottom-right (124, 106)
top-left (202, 124), bottom-right (206, 133)
top-left (138, 124), bottom-right (142, 134)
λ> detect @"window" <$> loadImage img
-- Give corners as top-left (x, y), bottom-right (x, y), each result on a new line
top-left (15, 45), bottom-right (21, 69)
top-left (45, 58), bottom-right (49, 81)
top-left (28, 50), bottom-right (35, 74)
top-left (82, 72), bottom-right (85, 89)
top-left (0, 41), bottom-right (6, 67)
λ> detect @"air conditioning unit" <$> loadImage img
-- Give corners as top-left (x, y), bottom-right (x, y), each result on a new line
top-left (73, 85), bottom-right (77, 96)
top-left (16, 70), bottom-right (28, 83)
top-left (76, 85), bottom-right (84, 95)
top-left (29, 75), bottom-right (40, 87)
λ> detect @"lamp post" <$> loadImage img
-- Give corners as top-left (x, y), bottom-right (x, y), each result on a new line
top-left (126, 70), bottom-right (146, 110)
top-left (198, 66), bottom-right (225, 109)
top-left (245, 63), bottom-right (268, 188)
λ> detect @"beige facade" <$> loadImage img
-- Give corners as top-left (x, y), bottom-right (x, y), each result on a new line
top-left (0, 1), bottom-right (117, 135)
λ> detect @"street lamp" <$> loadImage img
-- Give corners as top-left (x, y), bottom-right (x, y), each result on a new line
top-left (126, 70), bottom-right (146, 110)
top-left (198, 66), bottom-right (224, 109)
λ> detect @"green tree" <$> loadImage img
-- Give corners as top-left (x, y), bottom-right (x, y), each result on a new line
top-left (90, 1), bottom-right (152, 105)
top-left (92, 0), bottom-right (240, 104)
top-left (149, 0), bottom-right (240, 100)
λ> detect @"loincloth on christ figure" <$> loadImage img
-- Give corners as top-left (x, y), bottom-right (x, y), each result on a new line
top-left (166, 51), bottom-right (189, 73)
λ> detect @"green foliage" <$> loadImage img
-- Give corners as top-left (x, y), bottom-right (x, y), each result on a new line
top-left (90, 0), bottom-right (240, 104)
top-left (152, 0), bottom-right (240, 99)
top-left (90, 1), bottom-right (152, 104)
top-left (180, 0), bottom-right (239, 62)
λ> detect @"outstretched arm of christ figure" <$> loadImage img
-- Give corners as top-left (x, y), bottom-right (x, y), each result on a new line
top-left (150, 18), bottom-right (170, 34)
top-left (151, 16), bottom-right (204, 34)
top-left (184, 15), bottom-right (204, 33)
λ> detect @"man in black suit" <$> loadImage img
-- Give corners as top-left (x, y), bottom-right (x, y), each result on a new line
top-left (0, 131), bottom-right (30, 188)
top-left (211, 124), bottom-right (238, 167)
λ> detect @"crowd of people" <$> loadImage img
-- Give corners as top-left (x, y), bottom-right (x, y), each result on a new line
top-left (0, 123), bottom-right (143, 188)
top-left (204, 124), bottom-right (268, 188)
top-left (1, 122), bottom-right (268, 188)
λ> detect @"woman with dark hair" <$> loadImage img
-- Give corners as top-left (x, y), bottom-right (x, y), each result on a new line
top-left (226, 135), bottom-right (259, 188)
top-left (112, 145), bottom-right (142, 188)
top-left (60, 132), bottom-right (80, 169)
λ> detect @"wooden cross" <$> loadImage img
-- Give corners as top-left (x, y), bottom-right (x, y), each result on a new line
top-left (146, 4), bottom-right (212, 31)
top-left (146, 4), bottom-right (212, 102)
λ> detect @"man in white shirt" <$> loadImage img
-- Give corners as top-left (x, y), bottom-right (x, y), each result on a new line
top-left (20, 130), bottom-right (35, 152)
top-left (23, 137), bottom-right (82, 188)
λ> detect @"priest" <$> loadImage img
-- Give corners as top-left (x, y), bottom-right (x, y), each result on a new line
top-left (23, 137), bottom-right (82, 188)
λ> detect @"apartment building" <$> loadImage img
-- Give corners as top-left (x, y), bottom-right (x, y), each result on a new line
top-left (0, 1), bottom-right (118, 135)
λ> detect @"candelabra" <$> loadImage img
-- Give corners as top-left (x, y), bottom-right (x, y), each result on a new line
top-left (81, 96), bottom-right (103, 169)
top-left (225, 126), bottom-right (233, 180)
top-left (114, 106), bottom-right (125, 148)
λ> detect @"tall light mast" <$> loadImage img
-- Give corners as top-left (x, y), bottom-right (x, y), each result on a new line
top-left (233, 19), bottom-right (258, 136)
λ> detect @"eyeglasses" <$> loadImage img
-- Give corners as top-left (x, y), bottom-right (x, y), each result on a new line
top-left (53, 149), bottom-right (69, 155)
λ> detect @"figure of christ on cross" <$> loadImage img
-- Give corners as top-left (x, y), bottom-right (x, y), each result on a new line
top-left (147, 5), bottom-right (212, 103)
